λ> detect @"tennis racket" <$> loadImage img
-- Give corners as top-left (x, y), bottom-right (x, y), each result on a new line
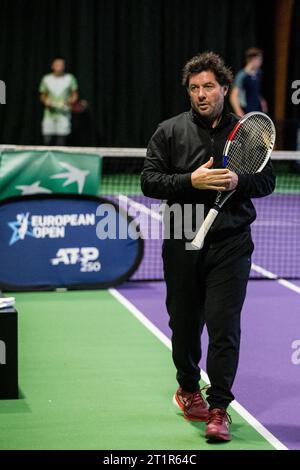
top-left (191, 111), bottom-right (276, 249)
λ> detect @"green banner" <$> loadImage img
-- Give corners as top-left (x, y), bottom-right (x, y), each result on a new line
top-left (0, 150), bottom-right (102, 199)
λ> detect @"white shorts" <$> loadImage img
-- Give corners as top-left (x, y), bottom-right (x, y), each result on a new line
top-left (42, 114), bottom-right (71, 136)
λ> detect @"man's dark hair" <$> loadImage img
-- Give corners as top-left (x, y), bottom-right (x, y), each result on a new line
top-left (182, 52), bottom-right (233, 89)
top-left (52, 57), bottom-right (65, 62)
top-left (245, 47), bottom-right (263, 63)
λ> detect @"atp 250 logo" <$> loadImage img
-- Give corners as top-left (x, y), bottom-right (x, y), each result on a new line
top-left (51, 247), bottom-right (101, 272)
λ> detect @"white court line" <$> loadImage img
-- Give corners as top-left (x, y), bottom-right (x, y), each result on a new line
top-left (109, 288), bottom-right (288, 450)
top-left (251, 263), bottom-right (300, 295)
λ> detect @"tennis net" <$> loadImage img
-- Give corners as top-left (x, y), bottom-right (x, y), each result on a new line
top-left (99, 149), bottom-right (300, 281)
top-left (1, 145), bottom-right (299, 280)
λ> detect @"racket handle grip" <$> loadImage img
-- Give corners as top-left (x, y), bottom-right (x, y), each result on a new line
top-left (191, 208), bottom-right (219, 249)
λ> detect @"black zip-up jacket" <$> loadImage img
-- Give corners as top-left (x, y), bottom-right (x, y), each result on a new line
top-left (141, 108), bottom-right (276, 240)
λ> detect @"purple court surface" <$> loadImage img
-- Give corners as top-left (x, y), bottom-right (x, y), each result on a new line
top-left (118, 279), bottom-right (300, 450)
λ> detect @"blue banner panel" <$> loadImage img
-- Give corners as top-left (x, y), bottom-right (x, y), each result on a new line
top-left (0, 195), bottom-right (143, 290)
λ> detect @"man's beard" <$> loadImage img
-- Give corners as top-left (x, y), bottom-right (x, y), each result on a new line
top-left (191, 103), bottom-right (224, 126)
top-left (192, 102), bottom-right (222, 125)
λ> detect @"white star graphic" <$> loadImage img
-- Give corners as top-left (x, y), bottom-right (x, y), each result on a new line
top-left (15, 181), bottom-right (52, 195)
top-left (50, 162), bottom-right (89, 194)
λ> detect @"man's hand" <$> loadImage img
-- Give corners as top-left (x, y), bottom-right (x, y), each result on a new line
top-left (260, 98), bottom-right (268, 114)
top-left (191, 157), bottom-right (238, 191)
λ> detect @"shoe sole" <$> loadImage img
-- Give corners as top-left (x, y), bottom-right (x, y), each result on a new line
top-left (205, 432), bottom-right (232, 442)
top-left (172, 394), bottom-right (209, 422)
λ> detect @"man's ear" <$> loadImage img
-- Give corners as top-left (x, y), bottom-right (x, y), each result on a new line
top-left (224, 86), bottom-right (229, 96)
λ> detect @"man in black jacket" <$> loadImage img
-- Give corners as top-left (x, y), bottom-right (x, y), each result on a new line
top-left (141, 52), bottom-right (275, 442)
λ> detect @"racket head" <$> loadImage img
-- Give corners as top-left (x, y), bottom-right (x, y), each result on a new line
top-left (223, 112), bottom-right (276, 174)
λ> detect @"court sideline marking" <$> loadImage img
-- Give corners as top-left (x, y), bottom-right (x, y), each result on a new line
top-left (251, 263), bottom-right (300, 295)
top-left (109, 288), bottom-right (288, 450)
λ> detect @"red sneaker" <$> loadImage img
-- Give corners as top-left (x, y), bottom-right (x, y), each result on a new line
top-left (173, 387), bottom-right (209, 422)
top-left (205, 408), bottom-right (232, 441)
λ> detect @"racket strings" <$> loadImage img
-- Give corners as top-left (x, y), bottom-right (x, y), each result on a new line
top-left (227, 115), bottom-right (275, 174)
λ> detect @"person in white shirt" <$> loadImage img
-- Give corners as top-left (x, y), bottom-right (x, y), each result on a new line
top-left (39, 58), bottom-right (78, 145)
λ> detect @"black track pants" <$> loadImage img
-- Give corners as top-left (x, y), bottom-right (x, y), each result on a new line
top-left (162, 231), bottom-right (254, 409)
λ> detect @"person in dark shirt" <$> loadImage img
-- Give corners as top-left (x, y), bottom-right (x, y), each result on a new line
top-left (141, 52), bottom-right (275, 442)
top-left (230, 48), bottom-right (268, 117)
